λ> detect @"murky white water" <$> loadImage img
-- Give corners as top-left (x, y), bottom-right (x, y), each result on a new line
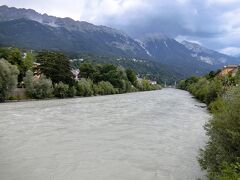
top-left (0, 89), bottom-right (210, 180)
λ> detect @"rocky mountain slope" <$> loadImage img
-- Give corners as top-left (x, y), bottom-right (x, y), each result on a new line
top-left (0, 5), bottom-right (239, 79)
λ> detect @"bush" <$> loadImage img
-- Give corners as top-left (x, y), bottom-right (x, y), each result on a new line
top-left (178, 76), bottom-right (199, 90)
top-left (199, 86), bottom-right (240, 178)
top-left (94, 81), bottom-right (116, 95)
top-left (24, 70), bottom-right (53, 99)
top-left (54, 82), bottom-right (69, 98)
top-left (218, 161), bottom-right (240, 179)
top-left (208, 97), bottom-right (224, 113)
top-left (76, 78), bottom-right (93, 97)
top-left (67, 86), bottom-right (76, 97)
top-left (0, 60), bottom-right (19, 102)
top-left (187, 78), bottom-right (223, 105)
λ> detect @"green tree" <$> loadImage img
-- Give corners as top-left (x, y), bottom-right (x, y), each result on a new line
top-left (7, 48), bottom-right (22, 66)
top-left (76, 78), bottom-right (93, 97)
top-left (24, 70), bottom-right (53, 99)
top-left (6, 48), bottom-right (25, 82)
top-left (22, 52), bottom-right (34, 72)
top-left (92, 64), bottom-right (127, 89)
top-left (79, 63), bottom-right (96, 79)
top-left (54, 82), bottom-right (69, 98)
top-left (141, 79), bottom-right (152, 91)
top-left (235, 69), bottom-right (240, 85)
top-left (36, 51), bottom-right (74, 85)
top-left (67, 86), bottom-right (76, 97)
top-left (0, 60), bottom-right (19, 102)
top-left (94, 81), bottom-right (116, 95)
top-left (126, 69), bottom-right (137, 85)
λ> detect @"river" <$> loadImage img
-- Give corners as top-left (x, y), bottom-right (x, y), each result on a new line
top-left (0, 88), bottom-right (210, 180)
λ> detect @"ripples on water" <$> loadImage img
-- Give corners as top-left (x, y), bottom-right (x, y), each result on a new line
top-left (0, 89), bottom-right (210, 180)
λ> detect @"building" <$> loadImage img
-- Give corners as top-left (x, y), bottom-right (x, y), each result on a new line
top-left (217, 65), bottom-right (240, 77)
top-left (71, 69), bottom-right (80, 80)
top-left (33, 62), bottom-right (41, 79)
top-left (137, 77), bottom-right (157, 85)
top-left (149, 80), bottom-right (157, 85)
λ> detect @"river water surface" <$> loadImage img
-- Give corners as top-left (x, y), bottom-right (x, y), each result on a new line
top-left (0, 89), bottom-right (210, 180)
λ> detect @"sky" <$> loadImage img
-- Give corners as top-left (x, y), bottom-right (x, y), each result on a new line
top-left (1, 0), bottom-right (240, 56)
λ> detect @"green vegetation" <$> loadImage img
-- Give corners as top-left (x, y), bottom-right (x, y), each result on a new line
top-left (126, 69), bottom-right (137, 86)
top-left (178, 71), bottom-right (240, 179)
top-left (54, 82), bottom-right (70, 98)
top-left (76, 78), bottom-right (94, 97)
top-left (36, 51), bottom-right (74, 85)
top-left (0, 60), bottom-right (19, 102)
top-left (0, 47), bottom-right (161, 102)
top-left (24, 70), bottom-right (53, 99)
top-left (94, 81), bottom-right (117, 95)
top-left (70, 53), bottom-right (180, 84)
top-left (78, 62), bottom-right (161, 95)
top-left (22, 52), bottom-right (34, 72)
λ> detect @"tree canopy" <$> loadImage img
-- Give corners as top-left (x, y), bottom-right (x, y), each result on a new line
top-left (36, 51), bottom-right (74, 85)
top-left (0, 60), bottom-right (19, 102)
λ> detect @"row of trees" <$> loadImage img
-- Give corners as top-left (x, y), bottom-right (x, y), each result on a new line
top-left (0, 48), bottom-right (34, 82)
top-left (0, 49), bottom-right (161, 102)
top-left (178, 71), bottom-right (240, 179)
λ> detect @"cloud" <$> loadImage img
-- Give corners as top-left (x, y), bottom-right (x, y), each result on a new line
top-left (206, 0), bottom-right (239, 6)
top-left (175, 35), bottom-right (202, 45)
top-left (1, 0), bottom-right (240, 52)
top-left (220, 47), bottom-right (240, 56)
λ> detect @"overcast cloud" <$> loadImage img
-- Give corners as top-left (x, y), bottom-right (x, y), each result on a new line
top-left (1, 0), bottom-right (240, 56)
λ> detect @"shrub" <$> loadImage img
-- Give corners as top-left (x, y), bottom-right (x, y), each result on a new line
top-left (218, 161), bottom-right (240, 179)
top-left (54, 82), bottom-right (69, 98)
top-left (94, 81), bottom-right (116, 95)
top-left (199, 86), bottom-right (240, 178)
top-left (67, 86), bottom-right (76, 97)
top-left (126, 69), bottom-right (137, 86)
top-left (76, 78), bottom-right (93, 97)
top-left (0, 60), bottom-right (19, 102)
top-left (24, 70), bottom-right (53, 99)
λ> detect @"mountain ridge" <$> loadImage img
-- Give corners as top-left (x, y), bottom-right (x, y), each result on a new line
top-left (0, 5), bottom-right (239, 79)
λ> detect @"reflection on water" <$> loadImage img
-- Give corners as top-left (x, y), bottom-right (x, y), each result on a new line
top-left (0, 89), bottom-right (209, 180)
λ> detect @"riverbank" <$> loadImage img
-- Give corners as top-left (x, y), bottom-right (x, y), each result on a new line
top-left (1, 52), bottom-right (162, 103)
top-left (178, 73), bottom-right (240, 179)
top-left (3, 88), bottom-right (162, 104)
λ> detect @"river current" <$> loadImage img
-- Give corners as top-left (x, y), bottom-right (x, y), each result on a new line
top-left (0, 88), bottom-right (210, 180)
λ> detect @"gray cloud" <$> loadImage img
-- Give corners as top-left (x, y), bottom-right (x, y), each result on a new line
top-left (1, 0), bottom-right (240, 55)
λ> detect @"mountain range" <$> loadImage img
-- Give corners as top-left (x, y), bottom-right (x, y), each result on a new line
top-left (0, 5), bottom-right (239, 80)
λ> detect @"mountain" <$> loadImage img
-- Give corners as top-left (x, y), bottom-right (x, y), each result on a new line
top-left (0, 5), bottom-right (148, 57)
top-left (181, 41), bottom-right (240, 67)
top-left (138, 34), bottom-right (215, 76)
top-left (0, 5), bottom-right (239, 80)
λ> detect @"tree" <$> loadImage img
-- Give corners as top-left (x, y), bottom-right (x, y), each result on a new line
top-left (67, 86), bottom-right (76, 97)
top-left (54, 82), bottom-right (69, 98)
top-left (7, 48), bottom-right (22, 66)
top-left (5, 48), bottom-right (25, 82)
top-left (24, 70), bottom-right (53, 99)
top-left (96, 64), bottom-right (127, 90)
top-left (36, 51), bottom-right (74, 85)
top-left (141, 79), bottom-right (152, 91)
top-left (23, 52), bottom-right (34, 72)
top-left (0, 60), bottom-right (19, 102)
top-left (94, 81), bottom-right (116, 95)
top-left (79, 63), bottom-right (96, 79)
top-left (126, 69), bottom-right (137, 85)
top-left (76, 78), bottom-right (93, 97)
